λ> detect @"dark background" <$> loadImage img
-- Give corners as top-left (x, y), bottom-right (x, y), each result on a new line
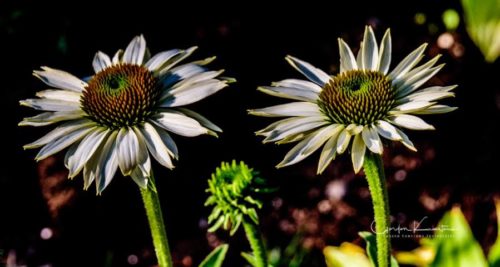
top-left (1, 0), bottom-right (499, 266)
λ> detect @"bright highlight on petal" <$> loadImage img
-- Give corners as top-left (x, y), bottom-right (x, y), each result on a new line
top-left (20, 35), bottom-right (231, 193)
top-left (251, 25), bottom-right (456, 174)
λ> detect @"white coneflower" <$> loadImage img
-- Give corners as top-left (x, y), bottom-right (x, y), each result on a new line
top-left (250, 26), bottom-right (456, 174)
top-left (21, 35), bottom-right (231, 193)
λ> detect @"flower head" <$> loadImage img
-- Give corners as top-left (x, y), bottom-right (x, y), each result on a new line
top-left (205, 161), bottom-right (269, 235)
top-left (20, 35), bottom-right (232, 193)
top-left (250, 26), bottom-right (456, 174)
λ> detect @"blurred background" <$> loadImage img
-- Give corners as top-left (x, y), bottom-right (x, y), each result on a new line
top-left (1, 0), bottom-right (499, 266)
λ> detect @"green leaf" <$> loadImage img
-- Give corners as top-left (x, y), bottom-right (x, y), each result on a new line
top-left (359, 231), bottom-right (399, 267)
top-left (323, 243), bottom-right (371, 267)
top-left (488, 199), bottom-right (500, 267)
top-left (241, 251), bottom-right (257, 267)
top-left (199, 244), bottom-right (229, 267)
top-left (429, 207), bottom-right (488, 267)
top-left (359, 231), bottom-right (378, 267)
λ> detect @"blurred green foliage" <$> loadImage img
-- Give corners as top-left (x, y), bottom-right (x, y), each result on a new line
top-left (462, 0), bottom-right (500, 62)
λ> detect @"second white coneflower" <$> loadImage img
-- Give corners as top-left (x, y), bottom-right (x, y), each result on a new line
top-left (250, 26), bottom-right (456, 174)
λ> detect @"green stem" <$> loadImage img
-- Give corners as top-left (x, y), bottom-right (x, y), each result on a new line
top-left (363, 152), bottom-right (391, 267)
top-left (243, 218), bottom-right (268, 267)
top-left (140, 176), bottom-right (173, 267)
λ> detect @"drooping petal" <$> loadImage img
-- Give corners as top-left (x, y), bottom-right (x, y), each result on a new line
top-left (361, 26), bottom-right (379, 71)
top-left (92, 51), bottom-right (112, 73)
top-left (351, 134), bottom-right (367, 173)
top-left (317, 125), bottom-right (344, 174)
top-left (285, 55), bottom-right (330, 86)
top-left (336, 128), bottom-right (352, 154)
top-left (116, 127), bottom-right (143, 176)
top-left (361, 126), bottom-right (383, 154)
top-left (389, 114), bottom-right (435, 130)
top-left (153, 111), bottom-right (208, 137)
top-left (395, 128), bottom-right (417, 151)
top-left (176, 108), bottom-right (222, 134)
top-left (276, 125), bottom-right (338, 168)
top-left (35, 126), bottom-right (96, 161)
top-left (248, 102), bottom-right (322, 117)
top-left (338, 38), bottom-right (358, 72)
top-left (123, 35), bottom-right (147, 65)
top-left (67, 128), bottom-right (109, 178)
top-left (272, 79), bottom-right (322, 94)
top-left (140, 122), bottom-right (175, 169)
top-left (33, 67), bottom-right (87, 92)
top-left (377, 29), bottom-right (392, 74)
top-left (376, 120), bottom-right (403, 141)
top-left (93, 131), bottom-right (119, 193)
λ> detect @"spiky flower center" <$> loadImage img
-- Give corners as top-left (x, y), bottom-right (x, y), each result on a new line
top-left (81, 64), bottom-right (160, 129)
top-left (318, 70), bottom-right (395, 125)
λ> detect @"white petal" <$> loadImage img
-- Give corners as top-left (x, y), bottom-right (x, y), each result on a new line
top-left (351, 134), bottom-right (366, 173)
top-left (377, 29), bottom-right (392, 74)
top-left (412, 104), bottom-right (457, 114)
top-left (67, 129), bottom-right (109, 178)
top-left (396, 65), bottom-right (445, 97)
top-left (130, 166), bottom-right (148, 189)
top-left (161, 63), bottom-right (207, 89)
top-left (35, 89), bottom-right (81, 102)
top-left (20, 98), bottom-right (80, 112)
top-left (94, 131), bottom-right (119, 193)
top-left (276, 125), bottom-right (338, 168)
top-left (171, 70), bottom-right (224, 89)
top-left (389, 114), bottom-right (435, 130)
top-left (387, 43), bottom-right (427, 80)
top-left (140, 122), bottom-right (175, 169)
top-left (116, 128), bottom-right (142, 176)
top-left (24, 119), bottom-right (95, 149)
top-left (317, 125), bottom-right (344, 174)
top-left (123, 35), bottom-right (146, 65)
top-left (336, 128), bottom-right (352, 154)
top-left (395, 128), bottom-right (417, 151)
top-left (157, 46), bottom-right (198, 75)
top-left (361, 26), bottom-right (379, 71)
top-left (346, 124), bottom-right (363, 135)
top-left (390, 101), bottom-right (434, 114)
top-left (132, 127), bottom-right (152, 176)
top-left (285, 55), bottom-right (330, 86)
top-left (92, 51), bottom-right (112, 73)
top-left (153, 111), bottom-right (208, 137)
top-left (19, 110), bottom-right (84, 126)
top-left (33, 67), bottom-right (87, 92)
top-left (356, 41), bottom-right (364, 69)
top-left (361, 126), bottom-right (383, 154)
top-left (160, 80), bottom-right (227, 107)
top-left (248, 102), bottom-right (321, 117)
top-left (257, 86), bottom-right (318, 102)
top-left (263, 117), bottom-right (329, 143)
top-left (177, 108), bottom-right (222, 133)
top-left (35, 126), bottom-right (95, 161)
top-left (145, 49), bottom-right (183, 71)
top-left (338, 38), bottom-right (358, 72)
top-left (256, 116), bottom-right (325, 136)
top-left (272, 79), bottom-right (322, 93)
top-left (376, 120), bottom-right (403, 141)
top-left (398, 91), bottom-right (454, 103)
top-left (112, 49), bottom-right (124, 64)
